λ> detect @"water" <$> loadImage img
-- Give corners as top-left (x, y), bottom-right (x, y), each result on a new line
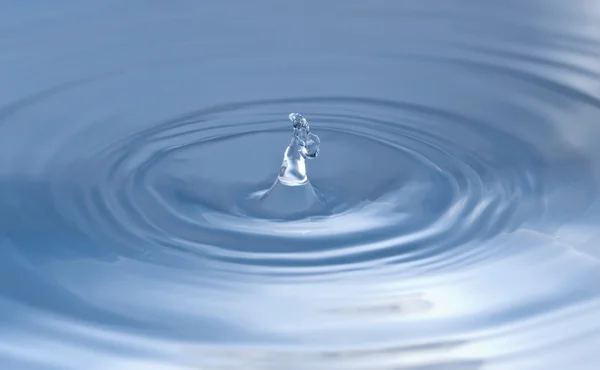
top-left (279, 113), bottom-right (320, 185)
top-left (1, 1), bottom-right (600, 369)
top-left (252, 113), bottom-right (323, 218)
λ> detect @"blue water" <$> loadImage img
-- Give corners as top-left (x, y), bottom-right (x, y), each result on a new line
top-left (2, 1), bottom-right (600, 369)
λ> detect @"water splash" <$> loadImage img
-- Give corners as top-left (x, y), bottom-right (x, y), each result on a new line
top-left (254, 113), bottom-right (324, 218)
top-left (3, 1), bottom-right (600, 369)
top-left (278, 113), bottom-right (321, 186)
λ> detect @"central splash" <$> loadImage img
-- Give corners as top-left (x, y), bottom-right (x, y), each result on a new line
top-left (252, 113), bottom-right (324, 218)
top-left (277, 113), bottom-right (321, 185)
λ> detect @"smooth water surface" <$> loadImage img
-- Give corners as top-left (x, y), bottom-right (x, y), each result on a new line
top-left (1, 1), bottom-right (600, 369)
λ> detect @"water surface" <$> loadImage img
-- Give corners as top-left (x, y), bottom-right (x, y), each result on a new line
top-left (1, 1), bottom-right (600, 369)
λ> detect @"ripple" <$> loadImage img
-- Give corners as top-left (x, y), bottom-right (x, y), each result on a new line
top-left (8, 96), bottom-right (550, 280)
top-left (2, 1), bottom-right (600, 369)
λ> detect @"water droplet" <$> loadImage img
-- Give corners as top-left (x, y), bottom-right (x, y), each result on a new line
top-left (303, 132), bottom-right (320, 159)
top-left (289, 112), bottom-right (309, 130)
top-left (254, 113), bottom-right (324, 218)
top-left (278, 113), bottom-right (321, 185)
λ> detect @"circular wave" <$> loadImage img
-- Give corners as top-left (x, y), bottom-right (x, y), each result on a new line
top-left (2, 1), bottom-right (600, 369)
top-left (2, 96), bottom-right (560, 280)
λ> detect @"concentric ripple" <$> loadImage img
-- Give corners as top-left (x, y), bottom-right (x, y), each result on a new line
top-left (48, 97), bottom-right (551, 279)
top-left (2, 1), bottom-right (600, 369)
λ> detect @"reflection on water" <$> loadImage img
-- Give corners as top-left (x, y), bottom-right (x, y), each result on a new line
top-left (1, 1), bottom-right (600, 369)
